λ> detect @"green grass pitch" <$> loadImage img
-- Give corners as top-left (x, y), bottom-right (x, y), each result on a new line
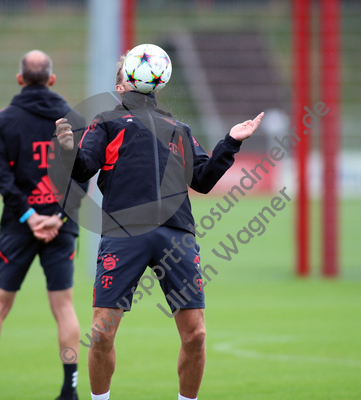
top-left (0, 196), bottom-right (360, 399)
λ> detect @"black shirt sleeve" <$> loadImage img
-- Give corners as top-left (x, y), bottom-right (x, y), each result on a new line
top-left (184, 126), bottom-right (242, 194)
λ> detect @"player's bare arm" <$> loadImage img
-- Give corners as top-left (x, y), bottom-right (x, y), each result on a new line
top-left (229, 112), bottom-right (264, 142)
top-left (56, 118), bottom-right (74, 151)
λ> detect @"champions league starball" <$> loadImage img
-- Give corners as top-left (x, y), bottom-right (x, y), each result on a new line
top-left (123, 44), bottom-right (172, 94)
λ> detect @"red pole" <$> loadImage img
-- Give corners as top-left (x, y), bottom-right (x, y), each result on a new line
top-left (293, 0), bottom-right (312, 276)
top-left (123, 0), bottom-right (136, 52)
top-left (320, 0), bottom-right (341, 277)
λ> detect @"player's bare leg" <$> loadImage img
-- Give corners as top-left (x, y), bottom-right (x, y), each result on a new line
top-left (88, 307), bottom-right (122, 395)
top-left (49, 288), bottom-right (81, 399)
top-left (48, 288), bottom-right (80, 353)
top-left (175, 308), bottom-right (206, 399)
top-left (0, 289), bottom-right (16, 335)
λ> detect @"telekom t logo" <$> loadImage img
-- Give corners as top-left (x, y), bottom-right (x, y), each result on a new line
top-left (33, 141), bottom-right (55, 169)
top-left (102, 275), bottom-right (113, 289)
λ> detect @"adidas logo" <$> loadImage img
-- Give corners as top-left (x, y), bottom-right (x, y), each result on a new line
top-left (194, 255), bottom-right (200, 264)
top-left (27, 175), bottom-right (63, 205)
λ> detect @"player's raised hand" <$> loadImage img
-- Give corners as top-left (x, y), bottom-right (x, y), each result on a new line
top-left (56, 118), bottom-right (74, 150)
top-left (229, 112), bottom-right (264, 142)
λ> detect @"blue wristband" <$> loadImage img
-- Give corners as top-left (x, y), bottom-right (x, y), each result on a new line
top-left (19, 208), bottom-right (35, 223)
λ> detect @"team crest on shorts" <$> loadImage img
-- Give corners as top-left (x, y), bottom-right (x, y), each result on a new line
top-left (99, 253), bottom-right (119, 271)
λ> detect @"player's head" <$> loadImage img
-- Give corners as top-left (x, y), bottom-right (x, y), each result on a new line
top-left (115, 54), bottom-right (132, 95)
top-left (17, 50), bottom-right (56, 87)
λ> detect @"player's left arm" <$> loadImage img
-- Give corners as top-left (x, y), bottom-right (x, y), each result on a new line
top-left (229, 112), bottom-right (264, 142)
top-left (187, 112), bottom-right (264, 194)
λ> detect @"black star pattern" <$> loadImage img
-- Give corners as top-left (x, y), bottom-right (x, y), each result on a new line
top-left (136, 50), bottom-right (154, 67)
top-left (126, 69), bottom-right (138, 87)
top-left (147, 70), bottom-right (166, 90)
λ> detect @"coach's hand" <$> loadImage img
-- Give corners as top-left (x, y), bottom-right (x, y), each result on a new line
top-left (32, 214), bottom-right (63, 243)
top-left (56, 118), bottom-right (74, 151)
top-left (230, 112), bottom-right (264, 142)
top-left (27, 213), bottom-right (56, 243)
top-left (27, 212), bottom-right (48, 231)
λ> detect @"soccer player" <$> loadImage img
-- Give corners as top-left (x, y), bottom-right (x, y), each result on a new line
top-left (56, 49), bottom-right (263, 400)
top-left (0, 50), bottom-right (88, 400)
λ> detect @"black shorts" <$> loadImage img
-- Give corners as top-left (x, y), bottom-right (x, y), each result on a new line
top-left (0, 232), bottom-right (76, 292)
top-left (93, 226), bottom-right (205, 313)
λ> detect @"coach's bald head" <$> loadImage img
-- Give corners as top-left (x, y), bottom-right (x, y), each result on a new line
top-left (17, 50), bottom-right (56, 87)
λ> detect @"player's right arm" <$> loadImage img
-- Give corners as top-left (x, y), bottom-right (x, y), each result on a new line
top-left (56, 118), bottom-right (74, 150)
top-left (56, 117), bottom-right (107, 183)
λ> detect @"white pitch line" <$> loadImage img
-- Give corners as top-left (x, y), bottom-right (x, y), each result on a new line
top-left (214, 342), bottom-right (361, 367)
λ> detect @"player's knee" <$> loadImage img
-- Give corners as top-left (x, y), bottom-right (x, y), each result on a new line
top-left (0, 298), bottom-right (12, 312)
top-left (182, 328), bottom-right (206, 353)
top-left (0, 302), bottom-right (12, 321)
top-left (50, 300), bottom-right (75, 321)
top-left (91, 329), bottom-right (115, 353)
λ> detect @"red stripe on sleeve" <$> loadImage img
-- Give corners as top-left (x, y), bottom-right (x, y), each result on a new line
top-left (101, 129), bottom-right (125, 171)
top-left (79, 127), bottom-right (90, 148)
top-left (178, 135), bottom-right (185, 169)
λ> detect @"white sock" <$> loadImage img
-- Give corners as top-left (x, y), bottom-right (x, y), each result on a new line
top-left (178, 394), bottom-right (197, 400)
top-left (91, 390), bottom-right (110, 400)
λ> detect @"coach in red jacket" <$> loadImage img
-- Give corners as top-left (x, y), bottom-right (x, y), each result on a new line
top-left (0, 50), bottom-right (88, 400)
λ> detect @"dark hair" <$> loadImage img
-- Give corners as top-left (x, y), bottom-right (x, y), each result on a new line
top-left (20, 51), bottom-right (52, 86)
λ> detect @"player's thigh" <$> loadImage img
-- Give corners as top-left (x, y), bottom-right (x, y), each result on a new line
top-left (93, 234), bottom-right (153, 310)
top-left (150, 227), bottom-right (204, 312)
top-left (39, 232), bottom-right (76, 291)
top-left (0, 233), bottom-right (38, 291)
